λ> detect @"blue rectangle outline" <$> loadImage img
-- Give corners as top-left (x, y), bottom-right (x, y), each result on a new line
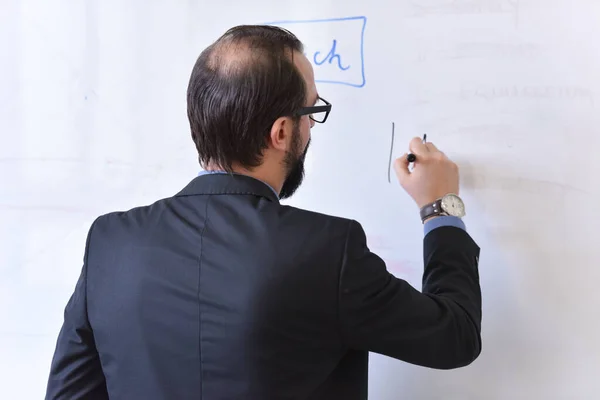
top-left (262, 16), bottom-right (367, 88)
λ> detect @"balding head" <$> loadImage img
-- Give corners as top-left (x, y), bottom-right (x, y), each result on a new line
top-left (205, 27), bottom-right (300, 75)
top-left (187, 25), bottom-right (309, 172)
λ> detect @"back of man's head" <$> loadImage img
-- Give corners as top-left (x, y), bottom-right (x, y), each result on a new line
top-left (187, 25), bottom-right (307, 172)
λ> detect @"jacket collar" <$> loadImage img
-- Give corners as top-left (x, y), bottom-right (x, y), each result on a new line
top-left (175, 173), bottom-right (280, 204)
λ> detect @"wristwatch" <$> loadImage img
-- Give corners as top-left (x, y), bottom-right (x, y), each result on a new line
top-left (420, 193), bottom-right (466, 223)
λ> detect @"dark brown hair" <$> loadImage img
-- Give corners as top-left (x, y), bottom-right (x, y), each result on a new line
top-left (186, 25), bottom-right (307, 172)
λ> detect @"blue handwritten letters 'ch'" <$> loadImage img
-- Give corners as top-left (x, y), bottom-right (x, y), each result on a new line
top-left (263, 16), bottom-right (367, 88)
top-left (313, 39), bottom-right (350, 71)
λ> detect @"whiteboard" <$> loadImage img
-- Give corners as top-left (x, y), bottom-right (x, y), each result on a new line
top-left (2, 0), bottom-right (600, 398)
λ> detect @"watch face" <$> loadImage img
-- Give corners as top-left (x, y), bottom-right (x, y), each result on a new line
top-left (441, 194), bottom-right (465, 217)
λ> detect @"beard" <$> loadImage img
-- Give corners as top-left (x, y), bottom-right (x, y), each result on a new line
top-left (279, 122), bottom-right (310, 200)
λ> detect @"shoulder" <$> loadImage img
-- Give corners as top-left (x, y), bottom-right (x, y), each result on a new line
top-left (86, 196), bottom-right (173, 241)
top-left (278, 204), bottom-right (353, 225)
top-left (277, 204), bottom-right (365, 244)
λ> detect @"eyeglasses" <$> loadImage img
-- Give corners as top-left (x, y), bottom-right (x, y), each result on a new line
top-left (294, 96), bottom-right (332, 123)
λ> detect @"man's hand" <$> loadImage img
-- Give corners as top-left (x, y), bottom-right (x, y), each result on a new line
top-left (394, 137), bottom-right (459, 209)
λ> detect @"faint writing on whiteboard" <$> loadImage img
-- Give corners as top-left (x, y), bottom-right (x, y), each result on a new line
top-left (264, 16), bottom-right (367, 88)
top-left (367, 235), bottom-right (395, 250)
top-left (460, 83), bottom-right (595, 105)
top-left (367, 235), bottom-right (415, 276)
top-left (408, 0), bottom-right (518, 15)
top-left (385, 259), bottom-right (415, 277)
top-left (462, 171), bottom-right (591, 195)
top-left (417, 42), bottom-right (540, 63)
top-left (407, 0), bottom-right (519, 26)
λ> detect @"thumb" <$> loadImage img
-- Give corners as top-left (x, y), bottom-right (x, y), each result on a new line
top-left (393, 154), bottom-right (411, 185)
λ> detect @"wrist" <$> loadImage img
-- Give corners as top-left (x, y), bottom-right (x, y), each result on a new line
top-left (419, 193), bottom-right (466, 223)
top-left (422, 215), bottom-right (442, 224)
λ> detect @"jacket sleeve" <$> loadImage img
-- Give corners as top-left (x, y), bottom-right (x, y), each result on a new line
top-left (45, 219), bottom-right (108, 399)
top-left (338, 219), bottom-right (482, 369)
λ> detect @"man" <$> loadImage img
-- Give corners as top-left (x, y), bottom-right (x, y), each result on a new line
top-left (46, 25), bottom-right (481, 399)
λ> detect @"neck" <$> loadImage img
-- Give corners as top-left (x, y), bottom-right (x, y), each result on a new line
top-left (204, 160), bottom-right (284, 195)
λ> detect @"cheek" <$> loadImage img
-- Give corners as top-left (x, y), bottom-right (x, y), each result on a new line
top-left (302, 117), bottom-right (312, 140)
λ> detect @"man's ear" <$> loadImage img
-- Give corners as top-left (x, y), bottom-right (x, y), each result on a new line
top-left (269, 116), bottom-right (294, 152)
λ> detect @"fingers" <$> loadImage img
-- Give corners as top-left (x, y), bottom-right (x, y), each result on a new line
top-left (409, 136), bottom-right (429, 156)
top-left (393, 153), bottom-right (410, 183)
top-left (425, 141), bottom-right (439, 152)
top-left (425, 142), bottom-right (447, 158)
top-left (407, 137), bottom-right (447, 162)
top-left (422, 141), bottom-right (446, 158)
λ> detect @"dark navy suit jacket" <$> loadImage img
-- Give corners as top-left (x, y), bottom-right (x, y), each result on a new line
top-left (45, 173), bottom-right (482, 399)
